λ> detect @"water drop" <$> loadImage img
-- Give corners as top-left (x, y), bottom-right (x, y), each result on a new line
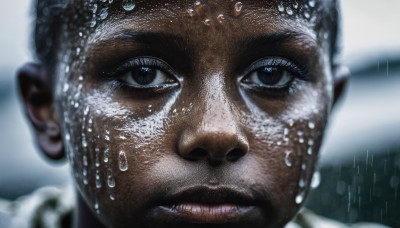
top-left (284, 151), bottom-right (293, 167)
top-left (110, 193), bottom-right (116, 200)
top-left (217, 14), bottom-right (225, 24)
top-left (65, 66), bottom-right (70, 73)
top-left (308, 0), bottom-right (316, 8)
top-left (311, 171), bottom-right (321, 189)
top-left (293, 1), bottom-right (299, 9)
top-left (307, 147), bottom-right (313, 155)
top-left (303, 11), bottom-right (310, 19)
top-left (104, 148), bottom-right (110, 163)
top-left (286, 6), bottom-right (293, 15)
top-left (99, 7), bottom-right (109, 20)
top-left (233, 2), bottom-right (243, 17)
top-left (307, 139), bottom-right (314, 146)
top-left (90, 17), bottom-right (97, 28)
top-left (90, 4), bottom-right (98, 14)
top-left (79, 32), bottom-right (83, 37)
top-left (122, 0), bottom-right (135, 11)
top-left (83, 155), bottom-right (88, 166)
top-left (63, 84), bottom-right (69, 92)
top-left (109, 0), bottom-right (113, 3)
top-left (74, 102), bottom-right (80, 108)
top-left (119, 151), bottom-right (128, 172)
top-left (298, 137), bottom-right (304, 144)
top-left (295, 191), bottom-right (305, 204)
top-left (301, 163), bottom-right (307, 170)
top-left (82, 137), bottom-right (88, 147)
top-left (94, 200), bottom-right (100, 214)
top-left (299, 178), bottom-right (306, 188)
top-left (96, 171), bottom-right (102, 189)
top-left (277, 2), bottom-right (285, 12)
top-left (308, 122), bottom-right (315, 129)
top-left (107, 169), bottom-right (116, 188)
top-left (203, 19), bottom-right (211, 26)
top-left (187, 8), bottom-right (195, 17)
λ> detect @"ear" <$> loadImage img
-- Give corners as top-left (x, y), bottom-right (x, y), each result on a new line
top-left (332, 65), bottom-right (350, 107)
top-left (17, 63), bottom-right (65, 160)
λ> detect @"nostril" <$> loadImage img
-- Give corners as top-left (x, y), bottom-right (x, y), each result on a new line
top-left (226, 149), bottom-right (246, 161)
top-left (188, 148), bottom-right (208, 160)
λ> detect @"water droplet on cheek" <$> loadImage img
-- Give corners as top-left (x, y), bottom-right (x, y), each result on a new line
top-left (277, 2), bottom-right (285, 12)
top-left (107, 169), bottom-right (116, 188)
top-left (99, 7), bottom-right (109, 20)
top-left (295, 191), bottom-right (305, 204)
top-left (286, 6), bottom-right (293, 15)
top-left (311, 171), bottom-right (321, 189)
top-left (284, 151), bottom-right (293, 167)
top-left (119, 151), bottom-right (128, 172)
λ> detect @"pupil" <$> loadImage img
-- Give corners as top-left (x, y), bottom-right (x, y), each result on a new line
top-left (131, 67), bottom-right (157, 85)
top-left (257, 67), bottom-right (283, 85)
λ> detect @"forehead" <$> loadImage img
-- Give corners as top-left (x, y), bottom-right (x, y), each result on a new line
top-left (66, 0), bottom-right (327, 35)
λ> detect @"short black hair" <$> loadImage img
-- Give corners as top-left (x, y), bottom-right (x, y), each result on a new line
top-left (33, 0), bottom-right (342, 68)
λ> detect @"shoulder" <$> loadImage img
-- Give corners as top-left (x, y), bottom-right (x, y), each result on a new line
top-left (0, 185), bottom-right (75, 228)
top-left (286, 208), bottom-right (390, 228)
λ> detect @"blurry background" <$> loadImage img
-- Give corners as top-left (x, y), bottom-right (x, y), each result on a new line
top-left (0, 0), bottom-right (399, 227)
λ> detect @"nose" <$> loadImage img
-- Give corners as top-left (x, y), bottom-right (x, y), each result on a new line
top-left (178, 87), bottom-right (249, 163)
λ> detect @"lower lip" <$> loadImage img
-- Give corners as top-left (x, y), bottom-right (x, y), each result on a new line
top-left (156, 203), bottom-right (256, 224)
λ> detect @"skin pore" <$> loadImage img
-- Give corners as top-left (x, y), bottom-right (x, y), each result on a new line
top-left (18, 0), bottom-right (348, 227)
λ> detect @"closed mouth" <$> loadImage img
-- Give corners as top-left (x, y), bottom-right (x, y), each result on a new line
top-left (147, 185), bottom-right (265, 224)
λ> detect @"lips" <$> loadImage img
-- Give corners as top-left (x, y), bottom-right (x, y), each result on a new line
top-left (147, 185), bottom-right (265, 224)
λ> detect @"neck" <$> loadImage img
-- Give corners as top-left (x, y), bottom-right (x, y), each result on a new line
top-left (74, 191), bottom-right (106, 228)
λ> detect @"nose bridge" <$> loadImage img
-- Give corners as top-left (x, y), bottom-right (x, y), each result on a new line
top-left (178, 74), bottom-right (249, 162)
top-left (201, 74), bottom-right (236, 132)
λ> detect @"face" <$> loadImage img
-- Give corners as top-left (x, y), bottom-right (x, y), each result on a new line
top-left (54, 0), bottom-right (334, 227)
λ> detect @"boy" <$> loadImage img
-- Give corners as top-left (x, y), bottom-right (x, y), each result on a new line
top-left (6, 0), bottom-right (385, 227)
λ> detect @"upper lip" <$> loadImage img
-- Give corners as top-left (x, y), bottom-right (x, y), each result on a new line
top-left (160, 185), bottom-right (258, 206)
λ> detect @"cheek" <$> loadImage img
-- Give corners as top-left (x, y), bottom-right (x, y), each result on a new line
top-left (240, 82), bottom-right (329, 214)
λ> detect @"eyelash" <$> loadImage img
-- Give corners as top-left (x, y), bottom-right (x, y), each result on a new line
top-left (240, 57), bottom-right (309, 94)
top-left (105, 57), bottom-right (179, 91)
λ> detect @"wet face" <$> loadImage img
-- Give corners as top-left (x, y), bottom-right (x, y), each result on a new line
top-left (55, 0), bottom-right (334, 227)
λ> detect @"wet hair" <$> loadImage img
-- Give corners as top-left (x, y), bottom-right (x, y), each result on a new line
top-left (33, 0), bottom-right (342, 68)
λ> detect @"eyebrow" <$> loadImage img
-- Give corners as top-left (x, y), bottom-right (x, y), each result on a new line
top-left (241, 31), bottom-right (317, 52)
top-left (109, 31), bottom-right (194, 72)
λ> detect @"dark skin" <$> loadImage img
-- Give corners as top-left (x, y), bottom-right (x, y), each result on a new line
top-left (18, 0), bottom-right (348, 227)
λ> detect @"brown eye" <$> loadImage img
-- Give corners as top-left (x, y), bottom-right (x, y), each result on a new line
top-left (120, 66), bottom-right (175, 88)
top-left (130, 67), bottom-right (157, 85)
top-left (244, 66), bottom-right (294, 88)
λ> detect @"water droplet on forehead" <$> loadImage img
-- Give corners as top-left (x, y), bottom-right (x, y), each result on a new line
top-left (233, 2), bottom-right (243, 17)
top-left (119, 151), bottom-right (129, 172)
top-left (187, 8), bottom-right (195, 17)
top-left (122, 0), bottom-right (135, 11)
top-left (203, 19), bottom-right (211, 26)
top-left (217, 14), bottom-right (225, 24)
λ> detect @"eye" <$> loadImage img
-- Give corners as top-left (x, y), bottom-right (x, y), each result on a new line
top-left (243, 66), bottom-right (293, 88)
top-left (240, 57), bottom-right (308, 91)
top-left (121, 66), bottom-right (175, 87)
top-left (113, 57), bottom-right (179, 89)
